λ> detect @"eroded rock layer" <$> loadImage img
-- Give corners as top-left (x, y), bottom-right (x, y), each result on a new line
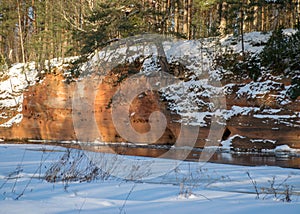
top-left (0, 64), bottom-right (299, 150)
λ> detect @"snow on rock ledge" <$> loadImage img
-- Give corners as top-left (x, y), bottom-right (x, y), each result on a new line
top-left (0, 114), bottom-right (23, 128)
top-left (0, 32), bottom-right (299, 150)
top-left (0, 62), bottom-right (38, 127)
top-left (0, 58), bottom-right (76, 128)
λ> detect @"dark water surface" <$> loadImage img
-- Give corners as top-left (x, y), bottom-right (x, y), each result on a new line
top-left (85, 143), bottom-right (300, 169)
top-left (2, 141), bottom-right (300, 169)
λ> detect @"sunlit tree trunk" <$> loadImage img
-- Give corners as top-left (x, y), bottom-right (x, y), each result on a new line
top-left (174, 0), bottom-right (179, 33)
top-left (17, 0), bottom-right (26, 64)
top-left (187, 0), bottom-right (192, 39)
top-left (183, 0), bottom-right (192, 39)
top-left (219, 1), bottom-right (227, 37)
top-left (240, 0), bottom-right (245, 55)
top-left (298, 0), bottom-right (300, 27)
top-left (262, 4), bottom-right (266, 31)
top-left (253, 4), bottom-right (259, 31)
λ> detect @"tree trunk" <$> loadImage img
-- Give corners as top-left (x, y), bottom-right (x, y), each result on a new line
top-left (219, 1), bottom-right (227, 37)
top-left (183, 0), bottom-right (188, 36)
top-left (174, 0), bottom-right (179, 33)
top-left (187, 0), bottom-right (192, 39)
top-left (262, 5), bottom-right (266, 31)
top-left (17, 0), bottom-right (26, 64)
top-left (240, 1), bottom-right (244, 55)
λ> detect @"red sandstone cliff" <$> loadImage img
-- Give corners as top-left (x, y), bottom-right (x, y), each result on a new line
top-left (0, 62), bottom-right (299, 150)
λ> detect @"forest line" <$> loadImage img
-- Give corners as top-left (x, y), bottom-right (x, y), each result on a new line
top-left (0, 0), bottom-right (299, 70)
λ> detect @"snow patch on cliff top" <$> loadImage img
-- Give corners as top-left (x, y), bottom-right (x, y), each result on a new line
top-left (0, 58), bottom-right (75, 127)
top-left (0, 62), bottom-right (38, 126)
top-left (1, 31), bottom-right (298, 128)
top-left (78, 31), bottom-right (298, 127)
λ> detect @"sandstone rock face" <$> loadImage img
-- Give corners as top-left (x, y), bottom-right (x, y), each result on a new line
top-left (0, 63), bottom-right (299, 150)
top-left (0, 62), bottom-right (190, 146)
top-left (0, 73), bottom-right (76, 140)
top-left (224, 79), bottom-right (300, 149)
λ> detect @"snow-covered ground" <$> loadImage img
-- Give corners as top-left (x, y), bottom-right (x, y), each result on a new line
top-left (1, 31), bottom-right (300, 213)
top-left (0, 144), bottom-right (300, 214)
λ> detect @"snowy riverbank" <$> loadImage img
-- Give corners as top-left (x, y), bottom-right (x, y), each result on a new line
top-left (0, 144), bottom-right (300, 213)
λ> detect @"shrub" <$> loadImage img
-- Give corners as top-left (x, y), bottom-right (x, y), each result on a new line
top-left (214, 50), bottom-right (261, 81)
top-left (260, 28), bottom-right (300, 76)
top-left (260, 28), bottom-right (288, 74)
top-left (260, 28), bottom-right (300, 100)
top-left (287, 77), bottom-right (300, 100)
top-left (0, 54), bottom-right (8, 72)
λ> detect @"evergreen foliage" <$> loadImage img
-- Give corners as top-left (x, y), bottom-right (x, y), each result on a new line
top-left (260, 27), bottom-right (300, 99)
top-left (215, 50), bottom-right (261, 81)
top-left (287, 77), bottom-right (300, 100)
top-left (260, 28), bottom-right (289, 74)
top-left (69, 0), bottom-right (172, 77)
top-left (73, 0), bottom-right (165, 56)
top-left (1, 0), bottom-right (299, 65)
top-left (216, 27), bottom-right (300, 99)
top-left (0, 53), bottom-right (7, 72)
top-left (260, 28), bottom-right (300, 76)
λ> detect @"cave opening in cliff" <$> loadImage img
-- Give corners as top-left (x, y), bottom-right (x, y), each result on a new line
top-left (221, 127), bottom-right (231, 141)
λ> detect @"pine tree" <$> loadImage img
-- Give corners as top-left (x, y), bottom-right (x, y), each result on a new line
top-left (1, 0), bottom-right (299, 67)
top-left (72, 0), bottom-right (168, 56)
top-left (260, 27), bottom-right (287, 73)
top-left (0, 0), bottom-right (21, 64)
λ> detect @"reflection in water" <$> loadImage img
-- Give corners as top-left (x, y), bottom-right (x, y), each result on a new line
top-left (207, 152), bottom-right (300, 169)
top-left (3, 141), bottom-right (300, 169)
top-left (77, 143), bottom-right (300, 169)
